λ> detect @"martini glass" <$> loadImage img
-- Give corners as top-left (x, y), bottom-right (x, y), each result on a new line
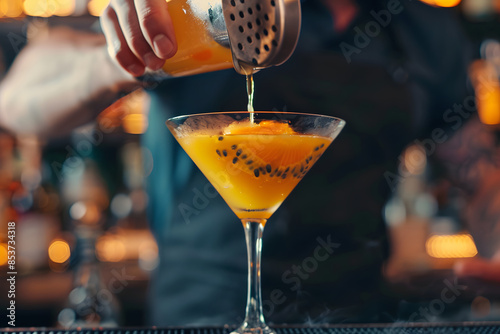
top-left (166, 111), bottom-right (345, 334)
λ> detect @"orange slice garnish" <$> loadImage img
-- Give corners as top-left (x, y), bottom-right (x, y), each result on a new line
top-left (221, 120), bottom-right (320, 167)
top-left (223, 120), bottom-right (296, 135)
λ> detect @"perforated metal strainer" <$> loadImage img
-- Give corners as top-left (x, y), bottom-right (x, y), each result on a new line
top-left (221, 0), bottom-right (301, 74)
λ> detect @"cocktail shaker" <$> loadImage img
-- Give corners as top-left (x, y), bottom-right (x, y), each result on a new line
top-left (152, 0), bottom-right (301, 77)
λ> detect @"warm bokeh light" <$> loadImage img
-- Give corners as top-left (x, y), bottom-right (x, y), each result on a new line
top-left (469, 60), bottom-right (500, 125)
top-left (471, 296), bottom-right (491, 318)
top-left (418, 0), bottom-right (461, 7)
top-left (0, 0), bottom-right (73, 17)
top-left (20, 0), bottom-right (74, 17)
top-left (477, 85), bottom-right (500, 125)
top-left (0, 0), bottom-right (24, 18)
top-left (53, 0), bottom-right (74, 16)
top-left (403, 144), bottom-right (427, 175)
top-left (426, 234), bottom-right (478, 258)
top-left (434, 0), bottom-right (461, 7)
top-left (23, 0), bottom-right (49, 16)
top-left (0, 243), bottom-right (8, 266)
top-left (95, 229), bottom-right (158, 265)
top-left (122, 114), bottom-right (148, 134)
top-left (48, 240), bottom-right (71, 263)
top-left (88, 0), bottom-right (109, 16)
top-left (96, 235), bottom-right (126, 262)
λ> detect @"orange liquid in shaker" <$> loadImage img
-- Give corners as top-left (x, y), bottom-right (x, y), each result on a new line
top-left (163, 0), bottom-right (234, 76)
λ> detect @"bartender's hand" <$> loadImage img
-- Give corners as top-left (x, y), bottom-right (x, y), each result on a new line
top-left (100, 0), bottom-right (178, 77)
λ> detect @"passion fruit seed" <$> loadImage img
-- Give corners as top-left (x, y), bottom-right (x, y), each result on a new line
top-left (215, 140), bottom-right (327, 179)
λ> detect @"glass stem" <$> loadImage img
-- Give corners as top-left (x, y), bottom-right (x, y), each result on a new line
top-left (243, 219), bottom-right (266, 327)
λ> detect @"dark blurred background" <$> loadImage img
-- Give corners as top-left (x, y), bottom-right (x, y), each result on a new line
top-left (1, 0), bottom-right (500, 328)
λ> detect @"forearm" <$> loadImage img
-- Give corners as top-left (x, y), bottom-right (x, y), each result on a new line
top-left (0, 38), bottom-right (140, 137)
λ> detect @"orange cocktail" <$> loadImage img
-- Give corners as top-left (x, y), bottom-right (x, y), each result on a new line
top-left (167, 112), bottom-right (345, 334)
top-left (176, 120), bottom-right (332, 222)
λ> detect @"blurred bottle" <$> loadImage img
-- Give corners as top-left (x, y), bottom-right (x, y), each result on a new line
top-left (384, 144), bottom-right (437, 278)
top-left (58, 158), bottom-right (121, 328)
top-left (57, 220), bottom-right (120, 328)
top-left (469, 40), bottom-right (500, 129)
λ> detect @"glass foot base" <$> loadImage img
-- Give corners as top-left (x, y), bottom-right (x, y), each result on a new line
top-left (230, 324), bottom-right (276, 334)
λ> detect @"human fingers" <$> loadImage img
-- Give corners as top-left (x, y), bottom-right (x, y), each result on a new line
top-left (110, 0), bottom-right (166, 72)
top-left (135, 0), bottom-right (177, 59)
top-left (101, 5), bottom-right (146, 76)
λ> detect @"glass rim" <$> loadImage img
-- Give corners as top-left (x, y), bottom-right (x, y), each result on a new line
top-left (166, 111), bottom-right (346, 125)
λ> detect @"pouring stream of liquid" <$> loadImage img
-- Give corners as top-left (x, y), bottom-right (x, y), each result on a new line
top-left (246, 74), bottom-right (255, 123)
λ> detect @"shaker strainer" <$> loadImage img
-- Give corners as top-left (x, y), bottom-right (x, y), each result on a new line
top-left (221, 0), bottom-right (302, 73)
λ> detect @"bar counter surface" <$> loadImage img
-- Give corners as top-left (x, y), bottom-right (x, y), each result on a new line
top-left (2, 323), bottom-right (500, 334)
